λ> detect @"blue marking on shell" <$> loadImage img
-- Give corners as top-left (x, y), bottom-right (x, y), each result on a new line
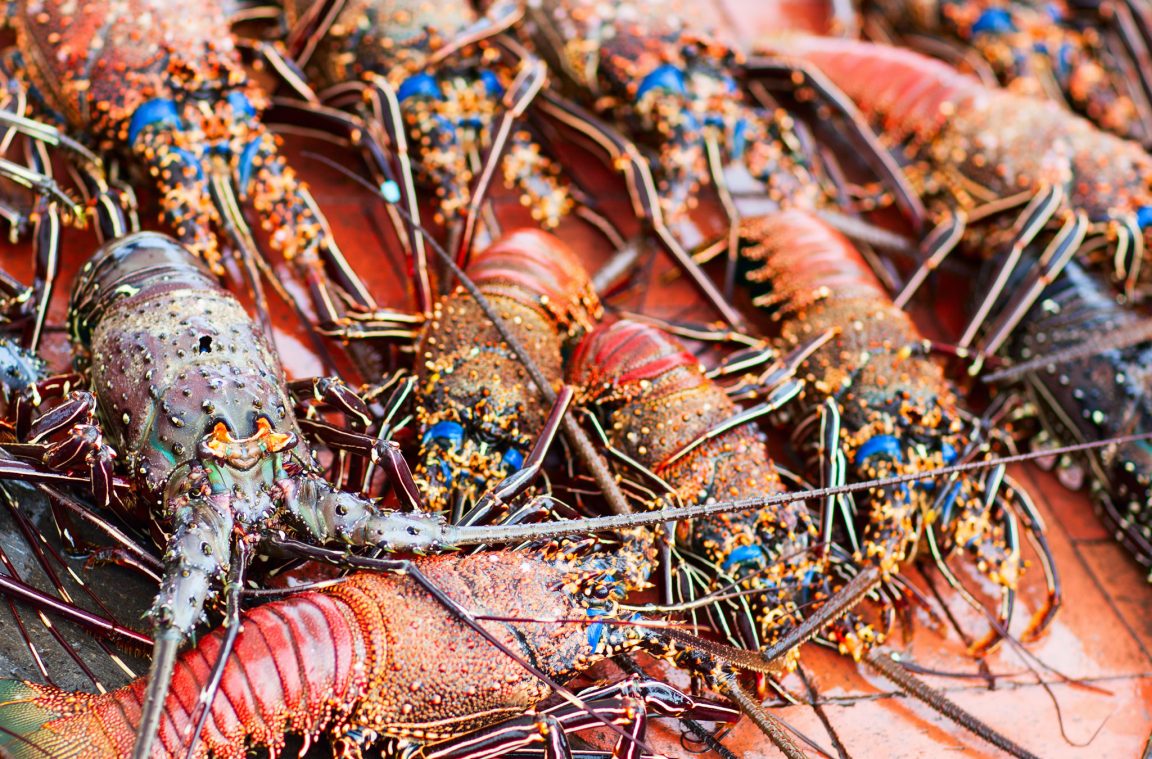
top-left (854, 434), bottom-right (903, 465)
top-left (1045, 3), bottom-right (1064, 20)
top-left (1137, 206), bottom-right (1152, 229)
top-left (586, 607), bottom-right (609, 650)
top-left (478, 69), bottom-right (503, 97)
top-left (732, 118), bottom-right (749, 159)
top-left (398, 73), bottom-right (442, 101)
top-left (237, 137), bottom-right (263, 192)
top-left (436, 460), bottom-right (453, 487)
top-left (1056, 43), bottom-right (1073, 78)
top-left (423, 420), bottom-right (465, 448)
top-left (799, 567), bottom-right (820, 606)
top-left (501, 447), bottom-right (524, 471)
top-left (381, 181), bottom-right (402, 203)
top-left (722, 544), bottom-right (766, 572)
top-left (128, 99), bottom-right (181, 144)
top-left (941, 442), bottom-right (958, 465)
top-left (636, 64), bottom-right (687, 100)
top-left (171, 147), bottom-right (203, 179)
top-left (432, 114), bottom-right (457, 136)
top-left (227, 91), bottom-right (256, 118)
top-left (972, 8), bottom-right (1016, 34)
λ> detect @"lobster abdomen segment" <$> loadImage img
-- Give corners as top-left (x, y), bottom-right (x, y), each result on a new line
top-left (767, 36), bottom-right (989, 138)
top-left (0, 591), bottom-right (362, 759)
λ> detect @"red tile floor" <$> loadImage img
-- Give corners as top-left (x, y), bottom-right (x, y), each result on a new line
top-left (0, 3), bottom-right (1149, 756)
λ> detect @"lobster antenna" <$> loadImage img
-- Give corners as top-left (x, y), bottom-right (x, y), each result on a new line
top-left (439, 429), bottom-right (1152, 544)
top-left (982, 316), bottom-right (1152, 382)
top-left (865, 649), bottom-right (1039, 759)
top-left (303, 150), bottom-right (634, 516)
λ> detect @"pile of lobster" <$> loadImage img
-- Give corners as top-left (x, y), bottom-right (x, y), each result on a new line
top-left (0, 0), bottom-right (1145, 756)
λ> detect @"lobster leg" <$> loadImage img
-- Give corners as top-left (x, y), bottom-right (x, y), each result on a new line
top-left (237, 39), bottom-right (321, 104)
top-left (924, 462), bottom-right (1018, 655)
top-left (362, 75), bottom-right (435, 312)
top-left (893, 211), bottom-right (968, 309)
top-left (283, 0), bottom-right (350, 70)
top-left (741, 55), bottom-right (927, 232)
top-left (1002, 475), bottom-right (1061, 641)
top-left (462, 387), bottom-right (574, 526)
top-left (455, 47), bottom-right (550, 264)
top-left (24, 194), bottom-right (58, 353)
top-left (1093, 0), bottom-right (1152, 133)
top-left (16, 114), bottom-right (134, 244)
top-left (262, 91), bottom-right (429, 314)
top-left (0, 151), bottom-right (85, 346)
top-left (953, 185), bottom-right (1065, 358)
top-left (427, 678), bottom-right (736, 759)
top-left (817, 400), bottom-right (859, 555)
top-left (530, 88), bottom-right (747, 329)
top-left (287, 375), bottom-right (373, 429)
top-left (966, 211), bottom-right (1090, 368)
top-left (264, 95), bottom-right (402, 196)
top-left (27, 390), bottom-right (115, 509)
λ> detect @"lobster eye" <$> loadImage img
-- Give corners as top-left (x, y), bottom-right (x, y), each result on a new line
top-left (407, 525), bottom-right (421, 536)
top-left (591, 585), bottom-right (611, 600)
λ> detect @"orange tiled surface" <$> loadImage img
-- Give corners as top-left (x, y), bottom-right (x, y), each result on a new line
top-left (0, 2), bottom-right (1149, 757)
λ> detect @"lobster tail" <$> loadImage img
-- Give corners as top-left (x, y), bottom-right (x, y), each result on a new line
top-left (763, 36), bottom-right (986, 139)
top-left (0, 680), bottom-right (123, 758)
top-left (0, 585), bottom-right (373, 759)
top-left (468, 229), bottom-right (604, 338)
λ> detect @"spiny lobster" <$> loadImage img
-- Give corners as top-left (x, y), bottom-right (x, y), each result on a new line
top-left (518, 0), bottom-right (925, 266)
top-left (753, 35), bottom-right (1152, 370)
top-left (862, 0), bottom-right (1152, 145)
top-left (5, 0), bottom-right (400, 352)
top-left (0, 549), bottom-right (764, 758)
top-left (729, 209), bottom-right (1059, 659)
top-left (412, 228), bottom-right (601, 520)
top-left (989, 256), bottom-right (1152, 576)
top-left (64, 230), bottom-right (466, 758)
top-left (271, 0), bottom-right (744, 327)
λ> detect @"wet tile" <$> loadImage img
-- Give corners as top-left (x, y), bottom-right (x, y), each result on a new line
top-left (1077, 541), bottom-right (1152, 667)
